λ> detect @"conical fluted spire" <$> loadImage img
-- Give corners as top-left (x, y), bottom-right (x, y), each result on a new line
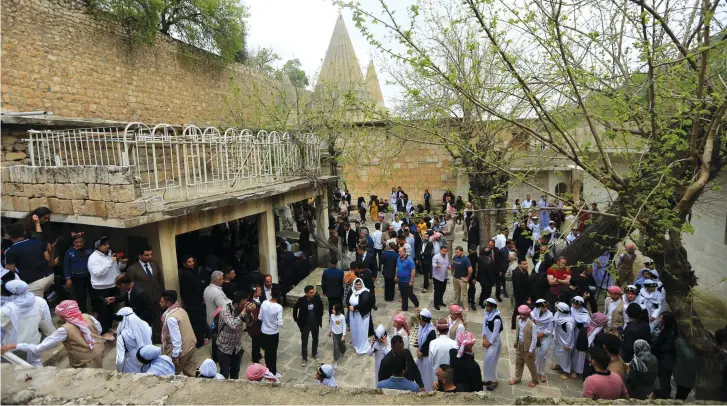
top-left (315, 14), bottom-right (364, 93)
top-left (365, 60), bottom-right (386, 110)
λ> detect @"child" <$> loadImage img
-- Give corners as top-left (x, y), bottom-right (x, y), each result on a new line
top-left (368, 324), bottom-right (391, 382)
top-left (392, 313), bottom-right (410, 349)
top-left (316, 363), bottom-right (337, 387)
top-left (328, 302), bottom-right (347, 367)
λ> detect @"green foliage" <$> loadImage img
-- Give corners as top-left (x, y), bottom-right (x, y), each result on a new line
top-left (89, 0), bottom-right (248, 60)
top-left (276, 59), bottom-right (309, 89)
top-left (244, 47), bottom-right (280, 77)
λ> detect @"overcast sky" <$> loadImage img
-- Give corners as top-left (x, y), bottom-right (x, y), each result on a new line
top-left (245, 0), bottom-right (403, 107)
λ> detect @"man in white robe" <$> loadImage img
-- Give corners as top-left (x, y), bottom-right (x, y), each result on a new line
top-left (115, 307), bottom-right (153, 373)
top-left (481, 298), bottom-right (503, 391)
top-left (551, 302), bottom-right (575, 378)
top-left (428, 318), bottom-right (457, 386)
top-left (368, 324), bottom-right (391, 384)
top-left (415, 309), bottom-right (436, 391)
top-left (531, 299), bottom-right (553, 383)
top-left (622, 285), bottom-right (645, 327)
top-left (639, 280), bottom-right (665, 331)
top-left (0, 280), bottom-right (55, 366)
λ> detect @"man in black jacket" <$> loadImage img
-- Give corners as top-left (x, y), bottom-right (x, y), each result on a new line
top-left (380, 242), bottom-right (399, 301)
top-left (495, 241), bottom-right (510, 300)
top-left (178, 255), bottom-right (209, 347)
top-left (321, 260), bottom-right (344, 314)
top-left (378, 334), bottom-right (424, 389)
top-left (106, 273), bottom-right (154, 326)
top-left (292, 285), bottom-right (324, 366)
top-left (477, 243), bottom-right (497, 307)
top-left (420, 234), bottom-right (434, 296)
top-left (510, 258), bottom-right (532, 329)
top-left (357, 245), bottom-right (378, 279)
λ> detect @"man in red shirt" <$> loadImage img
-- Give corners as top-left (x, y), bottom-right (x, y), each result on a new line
top-left (582, 347), bottom-right (629, 400)
top-left (546, 256), bottom-right (571, 309)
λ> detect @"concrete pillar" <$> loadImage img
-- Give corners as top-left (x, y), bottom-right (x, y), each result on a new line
top-left (258, 200), bottom-right (279, 282)
top-left (146, 219), bottom-right (179, 294)
top-left (315, 191), bottom-right (330, 266)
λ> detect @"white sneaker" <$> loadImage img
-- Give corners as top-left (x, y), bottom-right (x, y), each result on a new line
top-left (333, 362), bottom-right (338, 369)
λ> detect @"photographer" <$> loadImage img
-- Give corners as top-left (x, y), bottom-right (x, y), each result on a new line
top-left (216, 291), bottom-right (253, 379)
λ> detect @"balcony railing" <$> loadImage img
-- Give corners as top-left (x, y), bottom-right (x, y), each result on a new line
top-left (25, 123), bottom-right (321, 202)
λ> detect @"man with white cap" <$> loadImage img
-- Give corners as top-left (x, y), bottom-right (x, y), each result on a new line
top-left (415, 309), bottom-right (437, 391)
top-left (428, 318), bottom-right (457, 386)
top-left (531, 299), bottom-right (553, 382)
top-left (115, 307), bottom-right (153, 373)
top-left (197, 358), bottom-right (225, 379)
top-left (1, 280), bottom-right (55, 366)
top-left (622, 285), bottom-right (644, 327)
top-left (368, 324), bottom-right (391, 383)
top-left (551, 302), bottom-right (575, 379)
top-left (137, 344), bottom-right (176, 376)
top-left (509, 304), bottom-right (538, 387)
top-left (570, 296), bottom-right (591, 378)
top-left (481, 298), bottom-right (503, 390)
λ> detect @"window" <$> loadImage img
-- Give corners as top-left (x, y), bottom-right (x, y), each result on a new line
top-left (555, 183), bottom-right (568, 197)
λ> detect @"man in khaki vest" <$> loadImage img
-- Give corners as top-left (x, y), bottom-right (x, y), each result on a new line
top-left (604, 286), bottom-right (625, 329)
top-left (509, 304), bottom-right (538, 387)
top-left (160, 290), bottom-right (197, 376)
top-left (1, 300), bottom-right (107, 368)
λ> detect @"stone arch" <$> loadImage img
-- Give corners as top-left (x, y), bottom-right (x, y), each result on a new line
top-left (571, 180), bottom-right (583, 202)
top-left (555, 182), bottom-right (568, 197)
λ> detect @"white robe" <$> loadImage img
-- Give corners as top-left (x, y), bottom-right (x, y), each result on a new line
top-left (428, 335), bottom-right (457, 386)
top-left (115, 310), bottom-right (153, 373)
top-left (392, 327), bottom-right (409, 349)
top-left (481, 311), bottom-right (502, 383)
top-left (416, 326), bottom-right (435, 392)
top-left (1, 295), bottom-right (54, 366)
top-left (570, 308), bottom-right (591, 374)
top-left (349, 290), bottom-right (371, 354)
top-left (368, 339), bottom-right (390, 383)
top-left (551, 314), bottom-right (574, 373)
top-left (531, 308), bottom-right (554, 376)
top-left (639, 288), bottom-right (665, 331)
top-left (622, 295), bottom-right (645, 327)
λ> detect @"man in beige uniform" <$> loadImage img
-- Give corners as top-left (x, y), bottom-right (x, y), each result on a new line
top-left (1, 300), bottom-right (106, 368)
top-left (160, 290), bottom-right (197, 376)
top-left (509, 304), bottom-right (539, 387)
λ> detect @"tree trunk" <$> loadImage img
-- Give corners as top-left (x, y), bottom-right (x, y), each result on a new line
top-left (652, 237), bottom-right (725, 400)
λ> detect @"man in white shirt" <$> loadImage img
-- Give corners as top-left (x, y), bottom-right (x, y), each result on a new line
top-left (428, 318), bottom-right (457, 386)
top-left (263, 275), bottom-right (273, 302)
top-left (160, 290), bottom-right (197, 376)
top-left (260, 285), bottom-right (283, 377)
top-left (372, 223), bottom-right (384, 264)
top-left (203, 271), bottom-right (230, 327)
top-left (431, 247), bottom-right (450, 310)
top-left (521, 194), bottom-right (534, 209)
top-left (87, 236), bottom-right (127, 333)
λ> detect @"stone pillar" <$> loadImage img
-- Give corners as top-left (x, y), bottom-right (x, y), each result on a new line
top-left (146, 219), bottom-right (179, 294)
top-left (316, 191), bottom-right (330, 266)
top-left (258, 200), bottom-right (279, 282)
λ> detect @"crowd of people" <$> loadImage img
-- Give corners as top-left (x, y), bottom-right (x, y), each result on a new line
top-left (0, 190), bottom-right (720, 400)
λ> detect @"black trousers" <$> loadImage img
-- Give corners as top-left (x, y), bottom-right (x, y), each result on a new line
top-left (654, 359), bottom-right (675, 399)
top-left (188, 305), bottom-right (208, 347)
top-left (71, 275), bottom-right (93, 314)
top-left (384, 277), bottom-right (396, 301)
top-left (327, 297), bottom-right (342, 315)
top-left (218, 349), bottom-right (243, 379)
top-left (495, 271), bottom-right (508, 298)
top-left (478, 280), bottom-right (493, 306)
top-left (261, 332), bottom-right (280, 375)
top-left (467, 279), bottom-right (477, 305)
top-left (675, 386), bottom-right (692, 400)
top-left (300, 324), bottom-right (319, 360)
top-left (92, 287), bottom-right (116, 333)
top-left (251, 335), bottom-right (262, 363)
top-left (421, 263), bottom-right (431, 290)
top-left (399, 282), bottom-right (419, 310)
top-left (433, 279), bottom-right (447, 307)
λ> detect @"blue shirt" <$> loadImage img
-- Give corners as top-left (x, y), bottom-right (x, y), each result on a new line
top-left (63, 247), bottom-right (93, 279)
top-left (452, 255), bottom-right (472, 279)
top-left (377, 376), bottom-right (420, 392)
top-left (396, 256), bottom-right (416, 283)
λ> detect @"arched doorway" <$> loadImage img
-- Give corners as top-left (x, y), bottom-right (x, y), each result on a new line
top-left (555, 182), bottom-right (568, 197)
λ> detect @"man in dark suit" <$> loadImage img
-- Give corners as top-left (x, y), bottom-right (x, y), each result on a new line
top-left (342, 223), bottom-right (358, 252)
top-left (477, 242), bottom-right (497, 307)
top-left (357, 245), bottom-right (378, 279)
top-left (510, 258), bottom-right (532, 329)
top-left (106, 273), bottom-right (154, 326)
top-left (292, 285), bottom-right (324, 366)
top-left (321, 260), bottom-right (344, 314)
top-left (124, 245), bottom-right (165, 341)
top-left (495, 241), bottom-right (510, 300)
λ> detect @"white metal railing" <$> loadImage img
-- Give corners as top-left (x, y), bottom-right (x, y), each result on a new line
top-left (26, 123), bottom-right (321, 202)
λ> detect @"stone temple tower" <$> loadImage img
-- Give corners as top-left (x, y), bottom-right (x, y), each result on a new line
top-left (315, 13), bottom-right (386, 120)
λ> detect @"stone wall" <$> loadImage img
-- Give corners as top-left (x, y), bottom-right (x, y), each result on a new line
top-left (1, 128), bottom-right (31, 167)
top-left (0, 165), bottom-right (163, 219)
top-left (1, 0), bottom-right (271, 126)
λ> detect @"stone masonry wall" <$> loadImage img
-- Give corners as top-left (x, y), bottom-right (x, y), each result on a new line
top-left (0, 166), bottom-right (163, 219)
top-left (1, 0), bottom-right (271, 125)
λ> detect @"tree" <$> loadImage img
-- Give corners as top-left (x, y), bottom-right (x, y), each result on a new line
top-left (244, 47), bottom-right (280, 77)
top-left (89, 0), bottom-right (248, 60)
top-left (276, 59), bottom-right (310, 89)
top-left (343, 0), bottom-right (727, 397)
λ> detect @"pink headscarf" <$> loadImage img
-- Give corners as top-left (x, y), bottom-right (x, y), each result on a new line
top-left (607, 286), bottom-right (623, 295)
top-left (246, 363), bottom-right (278, 382)
top-left (393, 313), bottom-right (410, 335)
top-left (449, 304), bottom-right (463, 316)
top-left (456, 331), bottom-right (476, 358)
top-left (517, 304), bottom-right (531, 316)
top-left (435, 318), bottom-right (450, 333)
top-left (588, 312), bottom-right (608, 336)
top-left (55, 300), bottom-right (95, 349)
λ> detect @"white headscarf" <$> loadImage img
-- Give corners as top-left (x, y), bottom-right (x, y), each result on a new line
top-left (370, 324), bottom-right (391, 355)
top-left (138, 344), bottom-right (176, 376)
top-left (484, 299), bottom-right (501, 322)
top-left (318, 363), bottom-right (337, 387)
top-left (349, 278), bottom-right (369, 307)
top-left (570, 297), bottom-right (591, 325)
top-left (554, 302), bottom-right (574, 325)
top-left (116, 307), bottom-right (152, 350)
top-left (531, 302), bottom-right (553, 327)
top-left (1, 280), bottom-right (48, 344)
top-left (418, 309), bottom-right (434, 348)
top-left (199, 358), bottom-right (225, 379)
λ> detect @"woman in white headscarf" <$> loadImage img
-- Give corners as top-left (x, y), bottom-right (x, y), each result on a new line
top-left (415, 309), bottom-right (436, 391)
top-left (569, 296), bottom-right (591, 378)
top-left (346, 278), bottom-right (372, 354)
top-left (639, 280), bottom-right (665, 331)
top-left (531, 299), bottom-right (553, 383)
top-left (0, 280), bottom-right (55, 366)
top-left (368, 324), bottom-right (391, 382)
top-left (115, 307), bottom-right (152, 373)
top-left (137, 344), bottom-right (175, 376)
top-left (197, 358), bottom-right (225, 379)
top-left (316, 363), bottom-right (337, 387)
top-left (551, 302), bottom-right (575, 379)
top-left (481, 298), bottom-right (502, 391)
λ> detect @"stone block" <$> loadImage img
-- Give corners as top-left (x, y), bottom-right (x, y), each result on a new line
top-left (8, 166), bottom-right (34, 183)
top-left (11, 196), bottom-right (30, 211)
top-left (29, 197), bottom-right (49, 210)
top-left (1, 195), bottom-right (14, 211)
top-left (0, 167), bottom-right (9, 183)
top-left (33, 167), bottom-right (51, 184)
top-left (53, 166), bottom-right (83, 183)
top-left (81, 167), bottom-right (97, 184)
top-left (88, 184), bottom-right (110, 201)
top-left (107, 166), bottom-right (133, 185)
top-left (4, 151), bottom-right (27, 161)
top-left (2, 182), bottom-right (23, 196)
top-left (109, 184), bottom-right (141, 202)
top-left (107, 200), bottom-right (146, 219)
top-left (48, 198), bottom-right (74, 215)
top-left (1, 135), bottom-right (18, 150)
top-left (32, 183), bottom-right (55, 198)
top-left (72, 199), bottom-right (107, 217)
top-left (95, 167), bottom-right (110, 184)
top-left (56, 183), bottom-right (88, 200)
top-left (144, 195), bottom-right (164, 212)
